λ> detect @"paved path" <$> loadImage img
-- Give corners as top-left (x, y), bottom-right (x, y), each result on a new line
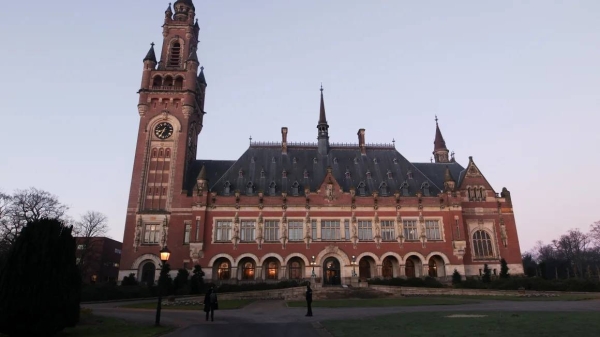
top-left (83, 298), bottom-right (600, 336)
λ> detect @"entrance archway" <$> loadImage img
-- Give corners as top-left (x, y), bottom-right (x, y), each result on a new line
top-left (323, 257), bottom-right (341, 286)
top-left (141, 261), bottom-right (156, 285)
top-left (382, 256), bottom-right (396, 278)
top-left (428, 255), bottom-right (446, 277)
top-left (405, 255), bottom-right (423, 278)
top-left (358, 256), bottom-right (375, 280)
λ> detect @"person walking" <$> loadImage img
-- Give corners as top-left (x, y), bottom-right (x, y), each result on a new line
top-left (203, 287), bottom-right (218, 321)
top-left (305, 283), bottom-right (313, 317)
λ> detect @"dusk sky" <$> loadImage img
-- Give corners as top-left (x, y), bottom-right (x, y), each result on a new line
top-left (1, 0), bottom-right (598, 252)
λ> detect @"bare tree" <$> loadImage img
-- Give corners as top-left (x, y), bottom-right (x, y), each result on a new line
top-left (589, 221), bottom-right (600, 247)
top-left (74, 211), bottom-right (109, 280)
top-left (0, 187), bottom-right (69, 246)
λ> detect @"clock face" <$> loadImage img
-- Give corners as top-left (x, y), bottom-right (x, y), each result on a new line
top-left (154, 122), bottom-right (173, 140)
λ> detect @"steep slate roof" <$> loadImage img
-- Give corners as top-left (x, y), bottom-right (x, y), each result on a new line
top-left (411, 162), bottom-right (465, 191)
top-left (186, 159), bottom-right (235, 193)
top-left (205, 144), bottom-right (443, 197)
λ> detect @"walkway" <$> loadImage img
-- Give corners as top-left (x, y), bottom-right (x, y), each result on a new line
top-left (83, 298), bottom-right (600, 336)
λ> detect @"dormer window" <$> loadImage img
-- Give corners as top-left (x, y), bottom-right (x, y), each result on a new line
top-left (282, 170), bottom-right (287, 178)
top-left (293, 157), bottom-right (297, 164)
top-left (421, 182), bottom-right (430, 197)
top-left (401, 181), bottom-right (409, 196)
top-left (366, 170), bottom-right (372, 179)
top-left (238, 169), bottom-right (244, 178)
top-left (272, 157), bottom-right (276, 163)
top-left (407, 170), bottom-right (413, 180)
top-left (345, 168), bottom-right (351, 179)
top-left (379, 182), bottom-right (388, 196)
top-left (250, 156), bottom-right (255, 163)
top-left (357, 182), bottom-right (366, 196)
top-left (246, 182), bottom-right (254, 196)
top-left (269, 181), bottom-right (277, 196)
top-left (373, 158), bottom-right (378, 164)
top-left (313, 158), bottom-right (318, 164)
top-left (303, 169), bottom-right (309, 179)
top-left (387, 170), bottom-right (393, 179)
top-left (223, 181), bottom-right (231, 195)
top-left (260, 169), bottom-right (265, 178)
top-left (291, 181), bottom-right (300, 196)
top-left (354, 157), bottom-right (358, 164)
top-left (333, 157), bottom-right (338, 164)
top-left (393, 158), bottom-right (398, 164)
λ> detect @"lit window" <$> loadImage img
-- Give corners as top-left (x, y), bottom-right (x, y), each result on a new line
top-left (114, 249), bottom-right (122, 254)
top-left (77, 244), bottom-right (86, 250)
top-left (183, 223), bottom-right (191, 244)
top-left (242, 262), bottom-right (255, 280)
top-left (217, 261), bottom-right (230, 280)
top-left (267, 262), bottom-right (278, 280)
top-left (144, 225), bottom-right (160, 244)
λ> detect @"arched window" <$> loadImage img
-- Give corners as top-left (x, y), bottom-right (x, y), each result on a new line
top-left (174, 76), bottom-right (184, 88)
top-left (223, 181), bottom-right (231, 195)
top-left (267, 262), bottom-right (278, 280)
top-left (428, 258), bottom-right (438, 277)
top-left (168, 42), bottom-right (182, 67)
top-left (405, 259), bottom-right (415, 278)
top-left (357, 182), bottom-right (366, 196)
top-left (359, 259), bottom-right (371, 280)
top-left (269, 181), bottom-right (276, 196)
top-left (163, 76), bottom-right (174, 87)
top-left (246, 182), bottom-right (254, 196)
top-left (379, 182), bottom-right (388, 196)
top-left (473, 230), bottom-right (494, 259)
top-left (217, 261), bottom-right (230, 280)
top-left (152, 148), bottom-right (157, 158)
top-left (289, 261), bottom-right (301, 279)
top-left (152, 76), bottom-right (163, 88)
top-left (382, 257), bottom-right (394, 278)
top-left (242, 262), bottom-right (255, 280)
top-left (401, 181), bottom-right (409, 196)
top-left (165, 149), bottom-right (171, 158)
top-left (291, 181), bottom-right (299, 196)
top-left (159, 148), bottom-right (164, 157)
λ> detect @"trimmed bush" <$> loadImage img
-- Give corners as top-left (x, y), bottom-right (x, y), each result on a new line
top-left (368, 277), bottom-right (444, 288)
top-left (452, 269), bottom-right (462, 285)
top-left (0, 219), bottom-right (81, 336)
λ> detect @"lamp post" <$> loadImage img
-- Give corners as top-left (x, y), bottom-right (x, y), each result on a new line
top-left (311, 255), bottom-right (316, 278)
top-left (155, 246), bottom-right (171, 327)
top-left (351, 255), bottom-right (357, 277)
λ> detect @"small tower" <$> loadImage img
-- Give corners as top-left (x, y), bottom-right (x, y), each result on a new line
top-left (433, 116), bottom-right (450, 163)
top-left (317, 85), bottom-right (330, 155)
top-left (173, 0), bottom-right (195, 22)
top-left (443, 166), bottom-right (456, 192)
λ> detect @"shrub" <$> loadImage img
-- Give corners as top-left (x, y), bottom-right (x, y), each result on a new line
top-left (368, 277), bottom-right (443, 288)
top-left (452, 269), bottom-right (462, 285)
top-left (0, 219), bottom-right (81, 336)
top-left (500, 258), bottom-right (510, 279)
top-left (121, 273), bottom-right (138, 286)
top-left (482, 264), bottom-right (492, 283)
top-left (158, 263), bottom-right (173, 295)
top-left (190, 265), bottom-right (205, 295)
top-left (173, 269), bottom-right (190, 294)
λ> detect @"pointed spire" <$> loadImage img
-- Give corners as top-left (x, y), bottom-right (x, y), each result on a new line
top-left (187, 46), bottom-right (199, 63)
top-left (197, 66), bottom-right (207, 85)
top-left (319, 84), bottom-right (327, 124)
top-left (443, 165), bottom-right (456, 192)
top-left (165, 2), bottom-right (173, 15)
top-left (444, 165), bottom-right (455, 182)
top-left (143, 42), bottom-right (157, 63)
top-left (197, 165), bottom-right (206, 181)
top-left (433, 115), bottom-right (450, 163)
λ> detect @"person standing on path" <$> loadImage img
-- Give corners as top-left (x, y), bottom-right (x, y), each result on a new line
top-left (203, 287), bottom-right (218, 321)
top-left (305, 283), bottom-right (313, 317)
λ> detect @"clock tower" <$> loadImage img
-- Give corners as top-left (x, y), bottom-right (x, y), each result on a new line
top-left (122, 0), bottom-right (206, 254)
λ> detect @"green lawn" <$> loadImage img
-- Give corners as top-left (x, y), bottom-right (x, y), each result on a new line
top-left (287, 297), bottom-right (478, 308)
top-left (121, 299), bottom-right (253, 310)
top-left (322, 312), bottom-right (600, 337)
top-left (438, 294), bottom-right (599, 301)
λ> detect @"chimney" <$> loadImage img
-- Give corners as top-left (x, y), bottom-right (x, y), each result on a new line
top-left (281, 127), bottom-right (288, 154)
top-left (357, 129), bottom-right (366, 155)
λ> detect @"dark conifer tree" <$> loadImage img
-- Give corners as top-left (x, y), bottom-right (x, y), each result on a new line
top-left (0, 218), bottom-right (81, 336)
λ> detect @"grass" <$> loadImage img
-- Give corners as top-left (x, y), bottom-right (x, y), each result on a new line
top-left (438, 294), bottom-right (600, 301)
top-left (287, 297), bottom-right (478, 308)
top-left (321, 312), bottom-right (600, 337)
top-left (0, 311), bottom-right (173, 337)
top-left (121, 299), bottom-right (254, 310)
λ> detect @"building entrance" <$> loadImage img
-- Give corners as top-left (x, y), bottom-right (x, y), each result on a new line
top-left (323, 257), bottom-right (341, 286)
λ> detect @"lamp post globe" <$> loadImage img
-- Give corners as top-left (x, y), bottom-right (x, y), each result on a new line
top-left (160, 246), bottom-right (171, 263)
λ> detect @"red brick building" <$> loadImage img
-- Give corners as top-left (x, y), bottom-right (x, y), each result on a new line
top-left (119, 0), bottom-right (524, 285)
top-left (76, 237), bottom-right (122, 283)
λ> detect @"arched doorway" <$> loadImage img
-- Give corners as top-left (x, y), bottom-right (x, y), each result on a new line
top-left (288, 257), bottom-right (304, 280)
top-left (213, 258), bottom-right (231, 281)
top-left (428, 258), bottom-right (438, 277)
top-left (405, 256), bottom-right (422, 278)
top-left (428, 255), bottom-right (446, 278)
top-left (264, 258), bottom-right (279, 280)
top-left (239, 258), bottom-right (256, 280)
top-left (382, 256), bottom-right (396, 278)
top-left (141, 261), bottom-right (156, 285)
top-left (405, 259), bottom-right (415, 278)
top-left (323, 257), bottom-right (341, 286)
top-left (359, 256), bottom-right (375, 280)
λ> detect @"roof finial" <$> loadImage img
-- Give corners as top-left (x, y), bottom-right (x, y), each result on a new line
top-left (320, 83), bottom-right (323, 92)
top-left (392, 138), bottom-right (396, 147)
top-left (430, 157), bottom-right (433, 163)
top-left (249, 135), bottom-right (252, 145)
top-left (151, 42), bottom-right (155, 47)
top-left (435, 115), bottom-right (438, 124)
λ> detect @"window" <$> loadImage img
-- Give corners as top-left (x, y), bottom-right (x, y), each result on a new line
top-left (344, 220), bottom-right (350, 240)
top-left (168, 42), bottom-right (181, 67)
top-left (288, 221), bottom-right (303, 241)
top-left (403, 220), bottom-right (418, 241)
top-left (183, 223), bottom-right (191, 244)
top-left (269, 181), bottom-right (276, 196)
top-left (381, 220), bottom-right (395, 241)
top-left (246, 182), bottom-right (254, 196)
top-left (114, 248), bottom-right (122, 254)
top-left (321, 220), bottom-right (341, 240)
top-left (223, 181), bottom-right (231, 195)
top-left (264, 220), bottom-right (279, 242)
top-left (217, 261), bottom-right (230, 280)
top-left (215, 221), bottom-right (232, 242)
top-left (289, 261), bottom-right (302, 279)
top-left (421, 182), bottom-right (430, 196)
top-left (358, 220), bottom-right (373, 240)
top-left (311, 220), bottom-right (317, 240)
top-left (401, 182), bottom-right (409, 196)
top-left (425, 220), bottom-right (441, 240)
top-left (357, 182), bottom-right (366, 196)
top-left (77, 244), bottom-right (86, 250)
top-left (240, 221), bottom-right (256, 242)
top-left (473, 230), bottom-right (494, 259)
top-left (242, 262), bottom-right (255, 280)
top-left (144, 224), bottom-right (160, 244)
top-left (267, 262), bottom-right (278, 280)
top-left (291, 181), bottom-right (299, 196)
top-left (113, 263), bottom-right (120, 268)
top-left (379, 182), bottom-right (388, 196)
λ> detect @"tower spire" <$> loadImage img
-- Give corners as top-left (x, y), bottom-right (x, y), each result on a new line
top-left (317, 84), bottom-right (330, 155)
top-left (433, 115), bottom-right (449, 163)
top-left (143, 42), bottom-right (157, 63)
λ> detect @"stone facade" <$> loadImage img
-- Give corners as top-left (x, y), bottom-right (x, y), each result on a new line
top-left (118, 1), bottom-right (524, 285)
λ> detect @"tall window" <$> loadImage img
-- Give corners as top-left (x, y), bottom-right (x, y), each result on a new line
top-left (311, 220), bottom-right (317, 240)
top-left (240, 220), bottom-right (255, 242)
top-left (473, 230), bottom-right (494, 259)
top-left (344, 220), bottom-right (350, 240)
top-left (266, 262), bottom-right (278, 280)
top-left (358, 220), bottom-right (373, 240)
top-left (381, 220), bottom-right (395, 241)
top-left (288, 221), bottom-right (303, 241)
top-left (215, 221), bottom-right (232, 242)
top-left (217, 261), bottom-right (230, 280)
top-left (425, 220), bottom-right (441, 240)
top-left (242, 262), bottom-right (255, 280)
top-left (403, 220), bottom-right (418, 241)
top-left (183, 223), bottom-right (191, 244)
top-left (321, 220), bottom-right (341, 240)
top-left (144, 224), bottom-right (160, 244)
top-left (289, 261), bottom-right (302, 279)
top-left (168, 42), bottom-right (181, 67)
top-left (264, 220), bottom-right (279, 242)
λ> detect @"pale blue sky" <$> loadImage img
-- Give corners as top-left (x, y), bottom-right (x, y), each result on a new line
top-left (1, 1), bottom-right (598, 251)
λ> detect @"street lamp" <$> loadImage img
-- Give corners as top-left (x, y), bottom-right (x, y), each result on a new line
top-left (155, 246), bottom-right (171, 327)
top-left (311, 255), bottom-right (316, 278)
top-left (351, 255), bottom-right (357, 277)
